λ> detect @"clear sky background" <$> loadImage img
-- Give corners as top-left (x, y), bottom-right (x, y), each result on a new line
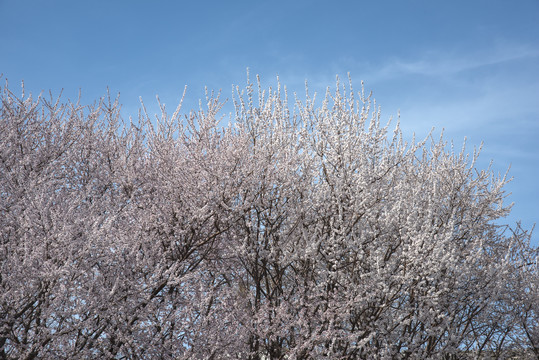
top-left (1, 0), bottom-right (538, 245)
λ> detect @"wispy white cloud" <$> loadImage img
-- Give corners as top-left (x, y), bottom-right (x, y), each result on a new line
top-left (367, 42), bottom-right (539, 80)
top-left (319, 42), bottom-right (538, 133)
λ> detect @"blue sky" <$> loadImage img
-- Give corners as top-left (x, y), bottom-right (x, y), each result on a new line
top-left (1, 0), bottom-right (538, 245)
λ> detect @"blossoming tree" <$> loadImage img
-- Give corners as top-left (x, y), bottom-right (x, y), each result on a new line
top-left (1, 76), bottom-right (536, 359)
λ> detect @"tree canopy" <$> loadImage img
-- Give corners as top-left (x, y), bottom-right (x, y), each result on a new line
top-left (1, 76), bottom-right (537, 359)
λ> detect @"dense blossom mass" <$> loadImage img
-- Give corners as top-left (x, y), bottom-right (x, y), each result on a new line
top-left (0, 76), bottom-right (537, 359)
